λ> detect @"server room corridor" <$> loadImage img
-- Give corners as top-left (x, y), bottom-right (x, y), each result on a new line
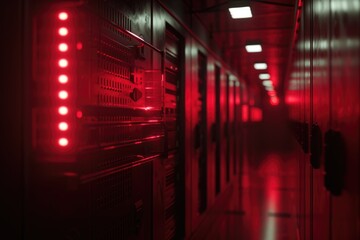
top-left (2, 0), bottom-right (359, 239)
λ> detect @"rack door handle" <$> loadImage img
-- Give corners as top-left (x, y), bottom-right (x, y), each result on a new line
top-left (310, 123), bottom-right (322, 169)
top-left (324, 129), bottom-right (346, 196)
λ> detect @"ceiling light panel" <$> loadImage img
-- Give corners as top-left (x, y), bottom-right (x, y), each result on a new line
top-left (262, 80), bottom-right (273, 87)
top-left (254, 63), bottom-right (267, 70)
top-left (259, 73), bottom-right (270, 80)
top-left (245, 44), bottom-right (262, 52)
top-left (229, 6), bottom-right (252, 19)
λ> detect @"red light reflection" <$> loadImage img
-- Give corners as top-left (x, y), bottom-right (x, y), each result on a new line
top-left (242, 105), bottom-right (249, 122)
top-left (270, 96), bottom-right (279, 106)
top-left (268, 90), bottom-right (276, 96)
top-left (251, 107), bottom-right (263, 122)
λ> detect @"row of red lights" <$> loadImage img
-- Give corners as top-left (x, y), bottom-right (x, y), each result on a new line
top-left (57, 11), bottom-right (70, 147)
top-left (269, 93), bottom-right (279, 106)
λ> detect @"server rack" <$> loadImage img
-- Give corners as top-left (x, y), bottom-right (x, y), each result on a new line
top-left (31, 1), bottom-right (164, 238)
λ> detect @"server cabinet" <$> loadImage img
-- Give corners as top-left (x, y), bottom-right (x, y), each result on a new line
top-left (30, 1), bottom-right (163, 238)
top-left (162, 23), bottom-right (185, 240)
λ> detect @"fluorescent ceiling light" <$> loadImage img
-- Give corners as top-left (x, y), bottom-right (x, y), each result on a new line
top-left (245, 44), bottom-right (262, 52)
top-left (254, 63), bottom-right (267, 70)
top-left (229, 6), bottom-right (252, 19)
top-left (259, 73), bottom-right (270, 79)
top-left (262, 80), bottom-right (273, 87)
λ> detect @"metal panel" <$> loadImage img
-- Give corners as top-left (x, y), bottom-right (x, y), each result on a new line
top-left (329, 0), bottom-right (360, 239)
top-left (286, 0), bottom-right (360, 239)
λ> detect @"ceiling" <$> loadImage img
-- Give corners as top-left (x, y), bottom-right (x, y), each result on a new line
top-left (186, 0), bottom-right (297, 103)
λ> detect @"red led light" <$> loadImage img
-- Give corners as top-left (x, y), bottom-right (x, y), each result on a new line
top-left (58, 27), bottom-right (68, 36)
top-left (76, 110), bottom-right (83, 119)
top-left (76, 42), bottom-right (83, 50)
top-left (58, 43), bottom-right (68, 52)
top-left (58, 59), bottom-right (68, 68)
top-left (58, 138), bottom-right (69, 147)
top-left (58, 122), bottom-right (69, 131)
top-left (58, 90), bottom-right (69, 99)
top-left (58, 106), bottom-right (69, 115)
top-left (58, 74), bottom-right (68, 84)
top-left (58, 12), bottom-right (68, 21)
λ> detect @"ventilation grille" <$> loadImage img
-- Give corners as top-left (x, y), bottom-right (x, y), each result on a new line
top-left (89, 169), bottom-right (133, 212)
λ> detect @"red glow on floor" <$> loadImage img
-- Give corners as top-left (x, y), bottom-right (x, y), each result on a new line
top-left (64, 172), bottom-right (77, 177)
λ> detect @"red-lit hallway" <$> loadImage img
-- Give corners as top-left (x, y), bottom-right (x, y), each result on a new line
top-left (1, 0), bottom-right (359, 239)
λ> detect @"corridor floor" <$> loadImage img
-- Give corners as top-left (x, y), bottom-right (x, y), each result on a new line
top-left (207, 140), bottom-right (299, 240)
top-left (209, 150), bottom-right (299, 240)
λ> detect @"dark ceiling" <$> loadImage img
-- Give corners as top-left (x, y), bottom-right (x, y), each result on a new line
top-left (186, 0), bottom-right (297, 101)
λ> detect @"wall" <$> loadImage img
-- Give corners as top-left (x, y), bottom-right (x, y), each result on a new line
top-left (286, 0), bottom-right (360, 239)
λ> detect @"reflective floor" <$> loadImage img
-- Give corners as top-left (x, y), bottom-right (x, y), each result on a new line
top-left (206, 150), bottom-right (298, 240)
top-left (237, 150), bottom-right (298, 240)
top-left (204, 121), bottom-right (299, 240)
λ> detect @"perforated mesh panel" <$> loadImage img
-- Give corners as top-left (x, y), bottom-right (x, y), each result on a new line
top-left (80, 161), bottom-right (152, 240)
